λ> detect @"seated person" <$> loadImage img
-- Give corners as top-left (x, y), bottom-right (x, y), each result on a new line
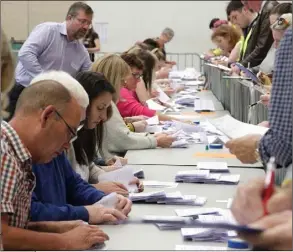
top-left (29, 72), bottom-right (132, 223)
top-left (91, 54), bottom-right (175, 162)
top-left (118, 52), bottom-right (177, 122)
top-left (1, 59), bottom-right (108, 250)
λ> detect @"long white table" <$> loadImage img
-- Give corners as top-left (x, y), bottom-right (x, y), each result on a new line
top-left (100, 86), bottom-right (265, 251)
top-left (100, 165), bottom-right (265, 250)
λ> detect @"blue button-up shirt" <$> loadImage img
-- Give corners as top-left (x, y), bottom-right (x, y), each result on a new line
top-left (15, 22), bottom-right (92, 87)
top-left (259, 28), bottom-right (292, 167)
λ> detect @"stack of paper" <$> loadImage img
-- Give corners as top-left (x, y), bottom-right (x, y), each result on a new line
top-left (181, 227), bottom-right (236, 242)
top-left (145, 125), bottom-right (163, 133)
top-left (175, 208), bottom-right (221, 217)
top-left (133, 169), bottom-right (145, 179)
top-left (175, 170), bottom-right (240, 184)
top-left (172, 121), bottom-right (204, 133)
top-left (129, 191), bottom-right (166, 202)
top-left (146, 99), bottom-right (166, 111)
top-left (175, 95), bottom-right (199, 106)
top-left (171, 139), bottom-right (189, 148)
top-left (98, 166), bottom-right (138, 192)
top-left (210, 115), bottom-right (269, 139)
top-left (194, 99), bottom-right (215, 112)
top-left (146, 115), bottom-right (159, 125)
top-left (196, 162), bottom-right (230, 173)
top-left (143, 181), bottom-right (178, 188)
top-left (129, 191), bottom-right (207, 206)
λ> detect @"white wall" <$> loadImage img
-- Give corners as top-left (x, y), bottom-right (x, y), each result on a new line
top-left (87, 1), bottom-right (229, 54)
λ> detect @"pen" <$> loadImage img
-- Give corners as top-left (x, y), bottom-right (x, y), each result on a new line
top-left (249, 100), bottom-right (261, 107)
top-left (262, 157), bottom-right (276, 216)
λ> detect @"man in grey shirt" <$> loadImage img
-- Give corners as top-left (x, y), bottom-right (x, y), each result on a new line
top-left (7, 1), bottom-right (93, 120)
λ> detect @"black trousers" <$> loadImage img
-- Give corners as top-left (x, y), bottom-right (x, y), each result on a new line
top-left (6, 82), bottom-right (25, 121)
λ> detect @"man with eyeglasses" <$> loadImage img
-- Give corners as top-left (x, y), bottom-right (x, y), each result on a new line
top-left (229, 0), bottom-right (278, 73)
top-left (28, 71), bottom-right (132, 228)
top-left (7, 1), bottom-right (94, 121)
top-left (1, 79), bottom-right (110, 250)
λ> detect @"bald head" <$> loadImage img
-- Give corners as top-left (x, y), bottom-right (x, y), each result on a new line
top-left (15, 80), bottom-right (72, 116)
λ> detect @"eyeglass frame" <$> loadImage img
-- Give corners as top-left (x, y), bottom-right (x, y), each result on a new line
top-left (132, 72), bottom-right (143, 79)
top-left (54, 110), bottom-right (84, 143)
top-left (270, 17), bottom-right (290, 30)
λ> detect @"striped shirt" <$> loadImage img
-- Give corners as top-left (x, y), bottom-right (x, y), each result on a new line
top-left (15, 22), bottom-right (92, 87)
top-left (259, 29), bottom-right (292, 167)
top-left (1, 121), bottom-right (35, 228)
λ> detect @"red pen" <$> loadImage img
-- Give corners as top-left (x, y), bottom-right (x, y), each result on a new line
top-left (262, 157), bottom-right (276, 215)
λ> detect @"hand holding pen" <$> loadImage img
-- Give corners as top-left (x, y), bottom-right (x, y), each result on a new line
top-left (262, 157), bottom-right (276, 216)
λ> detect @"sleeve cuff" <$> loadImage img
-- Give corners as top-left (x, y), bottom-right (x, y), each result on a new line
top-left (75, 206), bottom-right (90, 222)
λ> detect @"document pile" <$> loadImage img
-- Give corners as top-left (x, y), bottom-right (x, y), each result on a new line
top-left (98, 166), bottom-right (138, 192)
top-left (129, 190), bottom-right (207, 206)
top-left (179, 210), bottom-right (237, 242)
top-left (194, 99), bottom-right (215, 112)
top-left (175, 95), bottom-right (199, 106)
top-left (196, 162), bottom-right (230, 173)
top-left (175, 170), bottom-right (240, 184)
top-left (145, 115), bottom-right (163, 133)
top-left (209, 115), bottom-right (269, 139)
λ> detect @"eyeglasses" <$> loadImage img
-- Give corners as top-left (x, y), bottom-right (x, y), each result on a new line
top-left (55, 110), bottom-right (84, 143)
top-left (75, 17), bottom-right (92, 27)
top-left (270, 17), bottom-right (290, 29)
top-left (132, 72), bottom-right (143, 79)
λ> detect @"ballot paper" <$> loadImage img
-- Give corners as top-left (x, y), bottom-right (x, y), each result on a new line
top-left (156, 86), bottom-right (170, 103)
top-left (175, 171), bottom-right (240, 184)
top-left (146, 115), bottom-right (159, 125)
top-left (140, 213), bottom-right (262, 234)
top-left (210, 115), bottom-right (269, 139)
top-left (196, 162), bottom-right (230, 173)
top-left (95, 192), bottom-right (118, 208)
top-left (143, 181), bottom-right (178, 188)
top-left (175, 95), bottom-right (199, 106)
top-left (172, 120), bottom-right (203, 133)
top-left (181, 227), bottom-right (236, 242)
top-left (175, 245), bottom-right (227, 251)
top-left (207, 135), bottom-right (230, 145)
top-left (129, 191), bottom-right (166, 202)
top-left (129, 190), bottom-right (207, 206)
top-left (175, 208), bottom-right (222, 217)
top-left (146, 99), bottom-right (166, 111)
top-left (184, 80), bottom-right (205, 86)
top-left (145, 125), bottom-right (163, 133)
top-left (205, 63), bottom-right (231, 72)
top-left (194, 99), bottom-right (215, 112)
top-left (98, 166), bottom-right (138, 193)
top-left (133, 169), bottom-right (145, 179)
top-left (171, 139), bottom-right (189, 148)
top-left (113, 158), bottom-right (122, 168)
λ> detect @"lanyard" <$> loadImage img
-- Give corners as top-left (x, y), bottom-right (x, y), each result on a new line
top-left (239, 16), bottom-right (258, 60)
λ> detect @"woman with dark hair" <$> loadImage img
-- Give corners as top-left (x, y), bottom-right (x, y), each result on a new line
top-left (82, 27), bottom-right (100, 62)
top-left (67, 71), bottom-right (142, 195)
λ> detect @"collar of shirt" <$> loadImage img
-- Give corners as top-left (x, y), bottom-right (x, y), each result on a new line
top-left (59, 21), bottom-right (67, 36)
top-left (2, 121), bottom-right (31, 162)
top-left (260, 0), bottom-right (266, 14)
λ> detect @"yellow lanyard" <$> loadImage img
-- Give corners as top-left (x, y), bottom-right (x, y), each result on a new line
top-left (240, 28), bottom-right (253, 60)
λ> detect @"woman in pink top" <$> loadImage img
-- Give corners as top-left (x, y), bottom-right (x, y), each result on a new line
top-left (117, 54), bottom-right (156, 118)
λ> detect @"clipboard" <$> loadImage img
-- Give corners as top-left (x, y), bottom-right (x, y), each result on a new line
top-left (234, 63), bottom-right (263, 86)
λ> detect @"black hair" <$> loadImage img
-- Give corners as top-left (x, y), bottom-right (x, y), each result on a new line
top-left (73, 71), bottom-right (115, 166)
top-left (270, 3), bottom-right (292, 16)
top-left (209, 18), bottom-right (220, 29)
top-left (226, 0), bottom-right (244, 17)
top-left (143, 38), bottom-right (160, 51)
top-left (66, 2), bottom-right (93, 18)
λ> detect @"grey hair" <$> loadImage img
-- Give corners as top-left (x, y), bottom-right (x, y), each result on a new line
top-left (162, 27), bottom-right (175, 39)
top-left (66, 2), bottom-right (93, 18)
top-left (30, 71), bottom-right (89, 109)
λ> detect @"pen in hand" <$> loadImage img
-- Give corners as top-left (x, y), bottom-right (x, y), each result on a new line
top-left (262, 157), bottom-right (276, 216)
top-left (249, 100), bottom-right (261, 108)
